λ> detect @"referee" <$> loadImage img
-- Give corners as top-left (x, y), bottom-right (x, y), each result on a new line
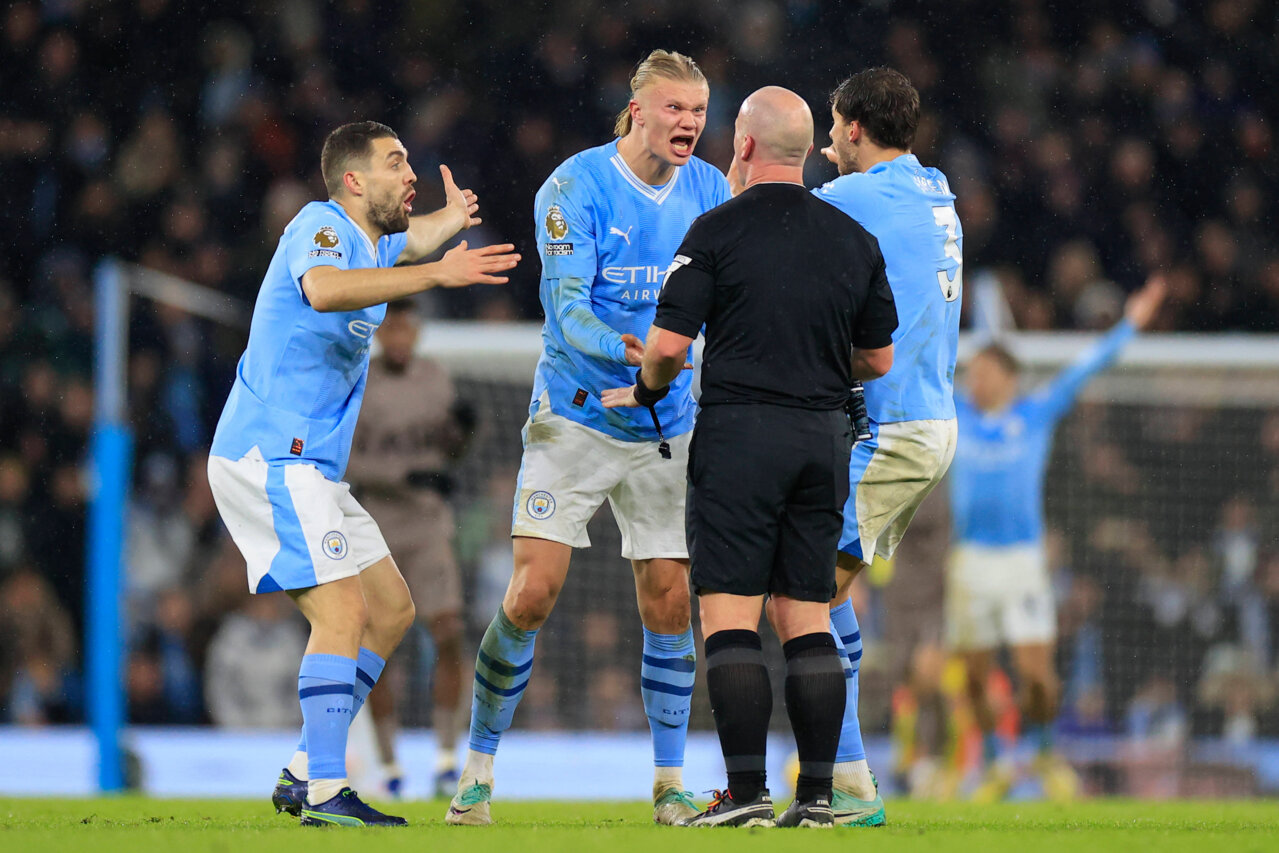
top-left (603, 86), bottom-right (897, 828)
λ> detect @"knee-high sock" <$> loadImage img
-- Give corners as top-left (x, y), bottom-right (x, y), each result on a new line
top-left (641, 627), bottom-right (696, 769)
top-left (352, 647), bottom-right (386, 718)
top-left (290, 647), bottom-right (384, 774)
top-left (468, 607), bottom-right (538, 755)
top-left (298, 654), bottom-right (357, 782)
top-left (830, 599), bottom-right (866, 763)
top-left (783, 632), bottom-right (846, 804)
top-left (705, 629), bottom-right (772, 802)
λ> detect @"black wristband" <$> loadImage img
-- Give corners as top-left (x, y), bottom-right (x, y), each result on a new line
top-left (633, 369), bottom-right (670, 408)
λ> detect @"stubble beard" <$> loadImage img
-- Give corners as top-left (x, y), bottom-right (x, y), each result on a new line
top-left (368, 191), bottom-right (410, 235)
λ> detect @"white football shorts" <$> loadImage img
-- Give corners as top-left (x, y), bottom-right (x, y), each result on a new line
top-left (945, 541), bottom-right (1057, 651)
top-left (511, 405), bottom-right (690, 561)
top-left (208, 448), bottom-right (390, 593)
top-left (839, 418), bottom-right (958, 563)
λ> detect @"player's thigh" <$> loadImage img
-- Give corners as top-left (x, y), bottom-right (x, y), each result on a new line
top-left (839, 419), bottom-right (954, 564)
top-left (209, 454), bottom-right (367, 594)
top-left (769, 595), bottom-right (833, 643)
top-left (685, 407), bottom-right (786, 600)
top-left (512, 410), bottom-right (625, 550)
top-left (608, 428), bottom-right (691, 561)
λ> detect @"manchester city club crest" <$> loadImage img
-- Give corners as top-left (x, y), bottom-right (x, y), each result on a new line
top-left (321, 530), bottom-right (348, 560)
top-left (544, 205), bottom-right (569, 240)
top-left (527, 491), bottom-right (556, 520)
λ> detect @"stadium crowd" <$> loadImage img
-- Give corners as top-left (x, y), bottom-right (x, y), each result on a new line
top-left (2, 0), bottom-right (1278, 773)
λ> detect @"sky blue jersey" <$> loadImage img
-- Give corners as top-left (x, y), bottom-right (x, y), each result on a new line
top-left (815, 154), bottom-right (962, 423)
top-left (532, 139), bottom-right (731, 441)
top-left (211, 200), bottom-right (408, 480)
top-left (950, 320), bottom-right (1138, 546)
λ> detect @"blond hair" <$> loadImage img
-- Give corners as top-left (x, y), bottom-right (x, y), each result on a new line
top-left (613, 50), bottom-right (707, 137)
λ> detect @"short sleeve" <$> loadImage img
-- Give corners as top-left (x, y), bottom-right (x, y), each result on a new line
top-left (654, 218), bottom-right (716, 339)
top-left (853, 250), bottom-right (898, 350)
top-left (285, 209), bottom-right (355, 301)
top-left (383, 231), bottom-right (409, 266)
top-left (535, 170), bottom-right (598, 280)
top-left (814, 175), bottom-right (875, 227)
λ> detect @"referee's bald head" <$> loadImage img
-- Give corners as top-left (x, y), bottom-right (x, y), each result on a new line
top-left (736, 86), bottom-right (813, 166)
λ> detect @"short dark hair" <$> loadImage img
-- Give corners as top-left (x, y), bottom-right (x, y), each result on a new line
top-left (320, 121), bottom-right (399, 197)
top-left (830, 67), bottom-right (919, 151)
top-left (976, 342), bottom-right (1020, 375)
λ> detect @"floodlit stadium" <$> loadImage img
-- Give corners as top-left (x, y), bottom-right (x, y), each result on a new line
top-left (1, 1), bottom-right (1277, 849)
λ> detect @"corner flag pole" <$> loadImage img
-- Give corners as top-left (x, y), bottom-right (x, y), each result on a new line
top-left (88, 258), bottom-right (130, 791)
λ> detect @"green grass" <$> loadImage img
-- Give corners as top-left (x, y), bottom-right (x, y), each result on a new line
top-left (1, 797), bottom-right (1276, 853)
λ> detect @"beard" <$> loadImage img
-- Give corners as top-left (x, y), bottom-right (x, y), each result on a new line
top-left (368, 190), bottom-right (410, 235)
top-left (836, 144), bottom-right (858, 176)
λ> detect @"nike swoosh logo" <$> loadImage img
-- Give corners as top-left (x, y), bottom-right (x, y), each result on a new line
top-left (450, 807), bottom-right (472, 815)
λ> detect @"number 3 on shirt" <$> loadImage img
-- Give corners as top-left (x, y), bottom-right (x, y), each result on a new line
top-left (932, 205), bottom-right (962, 302)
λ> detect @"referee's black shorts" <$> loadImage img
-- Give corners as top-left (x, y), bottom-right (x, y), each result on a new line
top-left (687, 403), bottom-right (852, 602)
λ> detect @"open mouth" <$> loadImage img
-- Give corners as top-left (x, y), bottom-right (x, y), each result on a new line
top-left (670, 135), bottom-right (695, 157)
top-left (403, 190), bottom-right (415, 213)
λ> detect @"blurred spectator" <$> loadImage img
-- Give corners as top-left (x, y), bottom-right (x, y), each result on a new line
top-left (203, 593), bottom-right (306, 729)
top-left (0, 567), bottom-right (78, 724)
top-left (1126, 675), bottom-right (1188, 746)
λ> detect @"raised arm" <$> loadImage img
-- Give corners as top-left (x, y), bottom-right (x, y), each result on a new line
top-left (1033, 274), bottom-right (1166, 422)
top-left (397, 165), bottom-right (481, 265)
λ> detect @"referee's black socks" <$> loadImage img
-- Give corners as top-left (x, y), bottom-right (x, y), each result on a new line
top-left (783, 632), bottom-right (846, 803)
top-left (704, 629), bottom-right (771, 802)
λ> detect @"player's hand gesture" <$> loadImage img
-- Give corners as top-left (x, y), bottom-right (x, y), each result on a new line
top-left (441, 164), bottom-right (481, 231)
top-left (435, 240), bottom-right (520, 287)
top-left (601, 385), bottom-right (640, 408)
top-left (621, 333), bottom-right (645, 366)
top-left (1125, 273), bottom-right (1167, 330)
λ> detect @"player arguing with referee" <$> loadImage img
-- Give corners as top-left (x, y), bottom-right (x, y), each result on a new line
top-left (606, 86), bottom-right (898, 828)
top-left (206, 121), bottom-right (519, 827)
top-left (447, 50), bottom-right (731, 827)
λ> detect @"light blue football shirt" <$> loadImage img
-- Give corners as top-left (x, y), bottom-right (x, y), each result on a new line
top-left (949, 320), bottom-right (1137, 546)
top-left (532, 139), bottom-right (731, 441)
top-left (211, 200), bottom-right (408, 480)
top-left (815, 154), bottom-right (962, 423)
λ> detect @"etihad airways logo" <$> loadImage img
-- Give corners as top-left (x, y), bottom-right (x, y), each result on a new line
top-left (602, 265), bottom-right (668, 285)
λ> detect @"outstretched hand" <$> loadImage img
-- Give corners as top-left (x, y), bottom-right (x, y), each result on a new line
top-left (435, 240), bottom-right (520, 288)
top-left (1125, 273), bottom-right (1167, 331)
top-left (440, 164), bottom-right (481, 230)
top-left (601, 385), bottom-right (640, 408)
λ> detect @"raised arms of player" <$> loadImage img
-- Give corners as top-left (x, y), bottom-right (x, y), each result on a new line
top-left (1033, 274), bottom-right (1166, 422)
top-left (301, 242), bottom-right (520, 312)
top-left (397, 165), bottom-right (481, 265)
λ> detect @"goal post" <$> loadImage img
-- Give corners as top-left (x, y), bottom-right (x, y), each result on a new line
top-left (87, 260), bottom-right (250, 791)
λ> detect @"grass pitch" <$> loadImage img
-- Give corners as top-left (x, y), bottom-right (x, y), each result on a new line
top-left (2, 797), bottom-right (1275, 853)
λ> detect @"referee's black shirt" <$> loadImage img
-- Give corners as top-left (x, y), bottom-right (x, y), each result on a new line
top-left (655, 182), bottom-right (897, 409)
